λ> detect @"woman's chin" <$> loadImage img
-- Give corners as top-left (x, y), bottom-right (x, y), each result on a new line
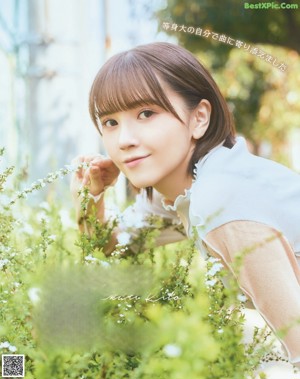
top-left (129, 179), bottom-right (156, 190)
top-left (131, 182), bottom-right (151, 189)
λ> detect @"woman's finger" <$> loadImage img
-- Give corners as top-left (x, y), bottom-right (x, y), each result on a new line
top-left (82, 168), bottom-right (91, 186)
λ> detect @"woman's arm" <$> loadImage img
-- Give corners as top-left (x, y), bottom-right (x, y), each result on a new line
top-left (205, 221), bottom-right (300, 366)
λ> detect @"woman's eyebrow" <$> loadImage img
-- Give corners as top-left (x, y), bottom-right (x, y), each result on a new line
top-left (97, 99), bottom-right (161, 119)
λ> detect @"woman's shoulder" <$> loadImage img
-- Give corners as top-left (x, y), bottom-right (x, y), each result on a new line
top-left (193, 136), bottom-right (300, 196)
top-left (190, 139), bottom-right (300, 251)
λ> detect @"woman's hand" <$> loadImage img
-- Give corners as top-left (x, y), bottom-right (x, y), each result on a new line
top-left (70, 155), bottom-right (120, 198)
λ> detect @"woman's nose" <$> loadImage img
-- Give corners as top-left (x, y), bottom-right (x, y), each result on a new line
top-left (118, 124), bottom-right (139, 150)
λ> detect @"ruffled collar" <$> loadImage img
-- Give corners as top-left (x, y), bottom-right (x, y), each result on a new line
top-left (193, 139), bottom-right (227, 181)
top-left (162, 188), bottom-right (191, 212)
top-left (161, 188), bottom-right (191, 235)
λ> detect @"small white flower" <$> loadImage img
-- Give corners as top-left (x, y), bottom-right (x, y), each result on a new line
top-left (8, 345), bottom-right (17, 352)
top-left (217, 329), bottom-right (224, 334)
top-left (13, 282), bottom-right (20, 287)
top-left (30, 181), bottom-right (39, 188)
top-left (0, 341), bottom-right (10, 348)
top-left (179, 258), bottom-right (188, 267)
top-left (117, 231), bottom-right (131, 246)
top-left (163, 344), bottom-right (182, 358)
top-left (0, 259), bottom-right (10, 269)
top-left (28, 287), bottom-right (41, 304)
top-left (121, 208), bottom-right (145, 228)
top-left (206, 279), bottom-right (217, 287)
top-left (237, 293), bottom-right (247, 303)
top-left (37, 179), bottom-right (46, 187)
top-left (48, 234), bottom-right (56, 241)
top-left (206, 263), bottom-right (224, 277)
top-left (85, 255), bottom-right (98, 262)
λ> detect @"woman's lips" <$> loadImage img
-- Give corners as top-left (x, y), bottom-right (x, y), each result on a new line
top-left (124, 155), bottom-right (150, 168)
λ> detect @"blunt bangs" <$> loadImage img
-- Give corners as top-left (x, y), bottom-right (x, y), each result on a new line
top-left (89, 52), bottom-right (181, 132)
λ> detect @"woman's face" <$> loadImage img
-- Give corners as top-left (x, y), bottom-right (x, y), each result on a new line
top-left (100, 87), bottom-right (197, 200)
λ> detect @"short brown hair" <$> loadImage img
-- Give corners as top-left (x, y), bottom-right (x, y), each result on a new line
top-left (89, 42), bottom-right (236, 196)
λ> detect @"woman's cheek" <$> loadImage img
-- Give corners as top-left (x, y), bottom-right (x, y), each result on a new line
top-left (102, 139), bottom-right (115, 159)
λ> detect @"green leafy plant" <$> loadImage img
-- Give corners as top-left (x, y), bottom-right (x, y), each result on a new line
top-left (0, 148), bottom-right (291, 378)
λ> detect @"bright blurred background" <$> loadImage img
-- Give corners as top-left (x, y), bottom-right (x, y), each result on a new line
top-left (1, 0), bottom-right (300, 203)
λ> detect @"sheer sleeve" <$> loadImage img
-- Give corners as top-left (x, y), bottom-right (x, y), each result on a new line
top-left (204, 220), bottom-right (300, 365)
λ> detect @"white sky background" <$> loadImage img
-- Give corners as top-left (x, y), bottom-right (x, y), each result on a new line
top-left (105, 0), bottom-right (174, 55)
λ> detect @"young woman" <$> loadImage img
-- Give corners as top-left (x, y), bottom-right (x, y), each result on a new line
top-left (71, 42), bottom-right (300, 366)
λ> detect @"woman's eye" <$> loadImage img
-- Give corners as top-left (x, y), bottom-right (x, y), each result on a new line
top-left (103, 119), bottom-right (118, 128)
top-left (139, 110), bottom-right (154, 119)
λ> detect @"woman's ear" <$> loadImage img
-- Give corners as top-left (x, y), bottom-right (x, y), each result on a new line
top-left (191, 99), bottom-right (211, 140)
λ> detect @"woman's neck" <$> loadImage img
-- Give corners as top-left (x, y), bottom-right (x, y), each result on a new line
top-left (154, 173), bottom-right (193, 204)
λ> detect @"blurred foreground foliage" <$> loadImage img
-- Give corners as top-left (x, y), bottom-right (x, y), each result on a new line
top-left (0, 149), bottom-right (281, 378)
